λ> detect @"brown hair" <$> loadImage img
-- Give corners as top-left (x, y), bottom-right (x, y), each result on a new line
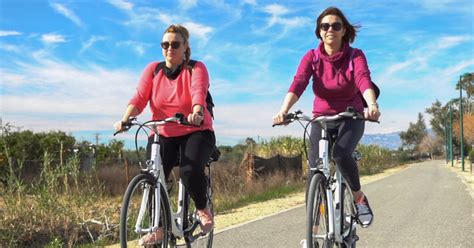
top-left (164, 24), bottom-right (191, 67)
top-left (315, 7), bottom-right (360, 44)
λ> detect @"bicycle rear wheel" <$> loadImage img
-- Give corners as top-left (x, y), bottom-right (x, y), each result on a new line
top-left (120, 173), bottom-right (171, 248)
top-left (307, 173), bottom-right (331, 248)
top-left (184, 172), bottom-right (214, 248)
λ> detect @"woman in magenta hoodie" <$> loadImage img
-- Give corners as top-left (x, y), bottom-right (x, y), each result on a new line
top-left (273, 7), bottom-right (380, 228)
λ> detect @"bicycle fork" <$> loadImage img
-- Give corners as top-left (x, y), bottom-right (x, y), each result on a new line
top-left (319, 136), bottom-right (336, 242)
top-left (135, 141), bottom-right (164, 235)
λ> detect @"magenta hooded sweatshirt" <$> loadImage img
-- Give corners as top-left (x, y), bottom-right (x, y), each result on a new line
top-left (288, 42), bottom-right (374, 116)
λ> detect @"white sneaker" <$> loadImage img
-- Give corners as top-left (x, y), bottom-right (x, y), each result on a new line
top-left (355, 195), bottom-right (373, 228)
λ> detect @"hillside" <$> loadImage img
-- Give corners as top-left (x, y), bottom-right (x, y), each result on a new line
top-left (360, 132), bottom-right (401, 150)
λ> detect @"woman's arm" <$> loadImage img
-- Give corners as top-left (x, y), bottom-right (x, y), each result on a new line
top-left (273, 92), bottom-right (299, 124)
top-left (114, 104), bottom-right (140, 132)
top-left (362, 88), bottom-right (380, 121)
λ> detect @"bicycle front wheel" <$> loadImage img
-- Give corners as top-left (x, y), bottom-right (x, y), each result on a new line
top-left (306, 173), bottom-right (332, 248)
top-left (120, 173), bottom-right (171, 248)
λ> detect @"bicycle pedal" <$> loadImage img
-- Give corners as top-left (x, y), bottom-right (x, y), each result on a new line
top-left (354, 234), bottom-right (359, 242)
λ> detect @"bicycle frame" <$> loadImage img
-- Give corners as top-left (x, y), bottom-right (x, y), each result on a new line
top-left (276, 109), bottom-right (364, 247)
top-left (130, 119), bottom-right (201, 240)
top-left (314, 115), bottom-right (357, 245)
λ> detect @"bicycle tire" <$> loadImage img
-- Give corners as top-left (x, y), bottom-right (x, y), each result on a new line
top-left (307, 173), bottom-right (332, 248)
top-left (340, 182), bottom-right (356, 248)
top-left (184, 173), bottom-right (214, 248)
top-left (120, 173), bottom-right (171, 248)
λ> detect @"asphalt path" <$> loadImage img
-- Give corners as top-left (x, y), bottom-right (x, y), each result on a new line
top-left (212, 160), bottom-right (473, 248)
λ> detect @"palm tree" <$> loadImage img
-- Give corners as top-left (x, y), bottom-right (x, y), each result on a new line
top-left (457, 72), bottom-right (474, 113)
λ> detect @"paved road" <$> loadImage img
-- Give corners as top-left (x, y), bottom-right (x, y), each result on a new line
top-left (212, 160), bottom-right (473, 248)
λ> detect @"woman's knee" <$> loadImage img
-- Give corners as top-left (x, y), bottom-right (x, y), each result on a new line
top-left (332, 147), bottom-right (353, 163)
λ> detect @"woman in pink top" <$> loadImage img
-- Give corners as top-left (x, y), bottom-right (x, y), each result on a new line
top-left (114, 24), bottom-right (215, 245)
top-left (273, 7), bottom-right (380, 228)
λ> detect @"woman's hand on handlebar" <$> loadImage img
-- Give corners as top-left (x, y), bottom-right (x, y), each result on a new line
top-left (364, 104), bottom-right (381, 121)
top-left (187, 112), bottom-right (204, 126)
top-left (114, 120), bottom-right (126, 133)
top-left (272, 111), bottom-right (288, 125)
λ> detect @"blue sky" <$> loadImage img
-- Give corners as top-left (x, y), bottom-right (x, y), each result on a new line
top-left (1, 0), bottom-right (473, 147)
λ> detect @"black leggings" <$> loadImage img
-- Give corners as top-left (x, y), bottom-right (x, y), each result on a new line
top-left (146, 130), bottom-right (216, 209)
top-left (308, 119), bottom-right (365, 192)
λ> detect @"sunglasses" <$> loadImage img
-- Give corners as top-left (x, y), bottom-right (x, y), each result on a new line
top-left (161, 41), bottom-right (182, 50)
top-left (320, 22), bottom-right (343, 31)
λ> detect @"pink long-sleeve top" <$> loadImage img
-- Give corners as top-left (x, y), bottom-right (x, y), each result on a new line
top-left (288, 42), bottom-right (373, 116)
top-left (129, 61), bottom-right (213, 137)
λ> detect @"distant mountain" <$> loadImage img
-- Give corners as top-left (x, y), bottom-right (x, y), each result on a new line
top-left (360, 132), bottom-right (401, 150)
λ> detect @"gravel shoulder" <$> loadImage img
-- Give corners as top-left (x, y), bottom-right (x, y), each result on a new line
top-left (446, 160), bottom-right (474, 198)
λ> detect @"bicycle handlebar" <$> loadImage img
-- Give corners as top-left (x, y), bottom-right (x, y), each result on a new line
top-left (113, 113), bottom-right (198, 136)
top-left (273, 107), bottom-right (379, 127)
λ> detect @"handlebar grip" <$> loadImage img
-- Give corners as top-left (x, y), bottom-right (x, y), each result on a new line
top-left (175, 112), bottom-right (202, 127)
top-left (272, 113), bottom-right (296, 127)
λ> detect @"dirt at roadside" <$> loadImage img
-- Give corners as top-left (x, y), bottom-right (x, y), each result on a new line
top-left (447, 161), bottom-right (473, 198)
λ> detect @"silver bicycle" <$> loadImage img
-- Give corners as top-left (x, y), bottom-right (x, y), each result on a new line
top-left (115, 113), bottom-right (218, 248)
top-left (275, 108), bottom-right (375, 248)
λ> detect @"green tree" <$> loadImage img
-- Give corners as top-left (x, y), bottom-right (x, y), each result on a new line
top-left (456, 72), bottom-right (474, 99)
top-left (456, 72), bottom-right (474, 114)
top-left (425, 100), bottom-right (446, 140)
top-left (399, 113), bottom-right (428, 152)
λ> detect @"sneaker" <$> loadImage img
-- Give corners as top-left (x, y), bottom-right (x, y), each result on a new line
top-left (138, 228), bottom-right (163, 246)
top-left (197, 207), bottom-right (214, 233)
top-left (355, 195), bottom-right (373, 228)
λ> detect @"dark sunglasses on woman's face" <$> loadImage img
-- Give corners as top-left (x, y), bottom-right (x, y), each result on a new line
top-left (320, 22), bottom-right (343, 31)
top-left (161, 41), bottom-right (182, 50)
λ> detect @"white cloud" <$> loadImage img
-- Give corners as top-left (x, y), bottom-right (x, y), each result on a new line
top-left (179, 0), bottom-right (197, 10)
top-left (80, 36), bottom-right (107, 53)
top-left (0, 30), bottom-right (22, 37)
top-left (415, 0), bottom-right (459, 11)
top-left (50, 3), bottom-right (84, 28)
top-left (242, 0), bottom-right (257, 6)
top-left (435, 36), bottom-right (471, 50)
top-left (0, 43), bottom-right (22, 53)
top-left (158, 12), bottom-right (174, 25)
top-left (41, 33), bottom-right (66, 44)
top-left (107, 0), bottom-right (134, 10)
top-left (263, 4), bottom-right (288, 16)
top-left (260, 4), bottom-right (310, 31)
top-left (182, 22), bottom-right (214, 42)
top-left (1, 55), bottom-right (140, 132)
top-left (116, 40), bottom-right (149, 56)
top-left (379, 35), bottom-right (472, 85)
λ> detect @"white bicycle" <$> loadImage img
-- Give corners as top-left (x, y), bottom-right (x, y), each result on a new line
top-left (115, 113), bottom-right (219, 248)
top-left (275, 107), bottom-right (376, 248)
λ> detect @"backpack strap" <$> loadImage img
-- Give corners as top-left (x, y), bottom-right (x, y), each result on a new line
top-left (153, 62), bottom-right (166, 77)
top-left (153, 60), bottom-right (197, 77)
top-left (152, 60), bottom-right (215, 119)
top-left (349, 48), bottom-right (356, 72)
top-left (311, 49), bottom-right (319, 72)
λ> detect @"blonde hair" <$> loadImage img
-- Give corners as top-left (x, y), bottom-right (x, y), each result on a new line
top-left (164, 24), bottom-right (192, 68)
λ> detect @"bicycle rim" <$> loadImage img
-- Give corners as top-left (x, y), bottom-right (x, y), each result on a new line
top-left (120, 174), bottom-right (171, 248)
top-left (307, 173), bottom-right (331, 248)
